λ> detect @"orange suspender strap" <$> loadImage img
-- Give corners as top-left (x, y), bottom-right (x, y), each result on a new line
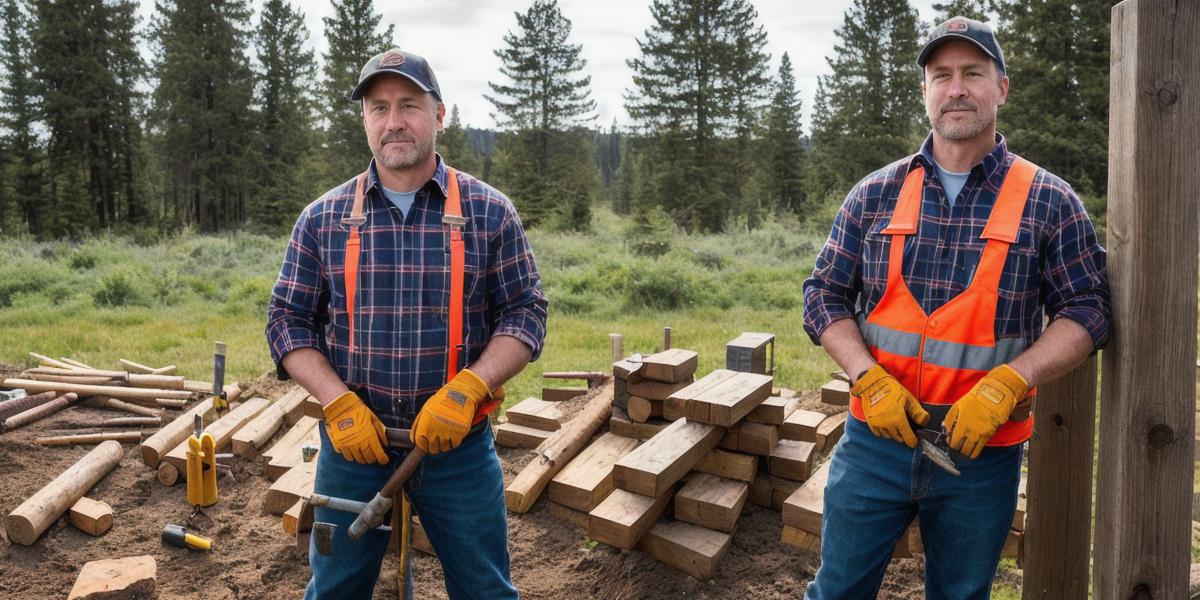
top-left (443, 168), bottom-right (465, 383)
top-left (342, 173), bottom-right (369, 354)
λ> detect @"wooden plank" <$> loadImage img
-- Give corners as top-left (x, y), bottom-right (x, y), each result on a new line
top-left (748, 472), bottom-right (802, 511)
top-left (639, 349), bottom-right (698, 383)
top-left (693, 448), bottom-right (757, 482)
top-left (265, 421), bottom-right (320, 481)
top-left (1023, 356), bottom-right (1095, 598)
top-left (68, 497), bottom-right (113, 536)
top-left (769, 439), bottom-right (816, 481)
top-left (504, 398), bottom-right (564, 431)
top-left (781, 459), bottom-right (833, 534)
top-left (628, 377), bottom-right (694, 402)
top-left (587, 487), bottom-right (673, 550)
top-left (159, 397), bottom-right (271, 480)
top-left (638, 520), bottom-right (732, 581)
top-left (549, 432), bottom-right (640, 512)
top-left (725, 332), bottom-right (773, 374)
top-left (612, 358), bottom-right (643, 382)
top-left (139, 398), bottom-right (215, 467)
top-left (820, 380), bottom-right (850, 406)
top-left (746, 394), bottom-right (799, 425)
top-left (542, 387), bottom-right (587, 402)
top-left (781, 409), bottom-right (826, 443)
top-left (266, 459), bottom-right (317, 515)
top-left (608, 406), bottom-right (669, 441)
top-left (613, 377), bottom-right (630, 411)
top-left (612, 418), bottom-right (723, 497)
top-left (816, 413), bottom-right (847, 451)
top-left (667, 369), bottom-right (739, 420)
top-left (717, 425), bottom-right (739, 451)
top-left (674, 473), bottom-right (748, 533)
top-left (781, 525), bottom-right (821, 553)
top-left (684, 372), bottom-right (773, 426)
top-left (495, 422), bottom-right (554, 449)
top-left (1094, 4), bottom-right (1199, 600)
top-left (1, 378), bottom-right (192, 401)
top-left (282, 500), bottom-right (304, 536)
top-left (626, 396), bottom-right (662, 423)
top-left (548, 501), bottom-right (589, 530)
top-left (231, 396), bottom-right (294, 456)
top-left (736, 422), bottom-right (778, 456)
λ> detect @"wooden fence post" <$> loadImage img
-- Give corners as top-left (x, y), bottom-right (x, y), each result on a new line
top-left (1095, 1), bottom-right (1199, 598)
top-left (1022, 356), bottom-right (1096, 599)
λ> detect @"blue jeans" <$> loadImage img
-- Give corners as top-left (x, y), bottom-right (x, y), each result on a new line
top-left (804, 416), bottom-right (1021, 600)
top-left (304, 424), bottom-right (518, 600)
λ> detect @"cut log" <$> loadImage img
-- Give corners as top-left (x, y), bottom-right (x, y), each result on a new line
top-left (609, 406), bottom-right (669, 441)
top-left (816, 413), bottom-right (848, 451)
top-left (506, 383), bottom-right (614, 513)
top-left (84, 397), bottom-right (162, 418)
top-left (264, 417), bottom-right (320, 480)
top-left (821, 380), bottom-right (850, 406)
top-left (549, 432), bottom-right (640, 512)
top-left (67, 555), bottom-right (156, 600)
top-left (736, 422), bottom-right (779, 456)
top-left (266, 459), bottom-right (317, 515)
top-left (2, 378), bottom-right (192, 401)
top-left (68, 497), bottom-right (113, 536)
top-left (156, 463), bottom-right (179, 486)
top-left (693, 448), bottom-right (757, 483)
top-left (612, 358), bottom-right (643, 382)
top-left (4, 393), bottom-right (79, 430)
top-left (542, 387), bottom-right (587, 402)
top-left (272, 387), bottom-right (311, 426)
top-left (101, 416), bottom-right (161, 428)
top-left (29, 352), bottom-right (78, 370)
top-left (504, 397), bottom-right (564, 431)
top-left (125, 374), bottom-right (186, 389)
top-left (638, 520), bottom-right (732, 582)
top-left (587, 487), bottom-right (674, 550)
top-left (4, 440), bottom-right (124, 545)
top-left (26, 367), bottom-right (128, 379)
top-left (37, 431), bottom-right (143, 446)
top-left (640, 349), bottom-right (698, 383)
top-left (231, 396), bottom-right (295, 456)
top-left (627, 377), bottom-right (694, 402)
top-left (139, 397), bottom-right (218, 467)
top-left (769, 439), bottom-right (817, 481)
top-left (684, 372), bottom-right (774, 426)
top-left (674, 473), bottom-right (748, 533)
top-left (548, 501), bottom-right (589, 530)
top-left (0, 391), bottom-right (59, 422)
top-left (612, 418), bottom-right (723, 498)
top-left (119, 359), bottom-right (176, 375)
top-left (781, 409), bottom-right (826, 443)
top-left (28, 373), bottom-right (117, 386)
top-left (782, 459), bottom-right (833, 534)
top-left (747, 394), bottom-right (800, 425)
top-left (159, 397), bottom-right (271, 481)
top-left (627, 396), bottom-right (662, 423)
top-left (495, 422), bottom-right (554, 448)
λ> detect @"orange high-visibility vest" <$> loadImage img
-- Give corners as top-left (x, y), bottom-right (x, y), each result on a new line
top-left (342, 168), bottom-right (497, 425)
top-left (850, 157), bottom-right (1039, 446)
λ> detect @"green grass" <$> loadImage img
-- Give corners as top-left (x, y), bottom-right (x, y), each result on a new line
top-left (0, 205), bottom-right (835, 405)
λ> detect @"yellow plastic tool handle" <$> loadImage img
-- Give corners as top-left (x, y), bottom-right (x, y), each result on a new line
top-left (184, 532), bottom-right (213, 551)
top-left (186, 433), bottom-right (219, 507)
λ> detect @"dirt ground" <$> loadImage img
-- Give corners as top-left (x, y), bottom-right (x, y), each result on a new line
top-left (0, 365), bottom-right (1017, 599)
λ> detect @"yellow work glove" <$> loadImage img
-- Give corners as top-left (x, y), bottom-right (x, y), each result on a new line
top-left (323, 391), bottom-right (389, 465)
top-left (412, 368), bottom-right (491, 454)
top-left (943, 364), bottom-right (1028, 459)
top-left (851, 364), bottom-right (931, 448)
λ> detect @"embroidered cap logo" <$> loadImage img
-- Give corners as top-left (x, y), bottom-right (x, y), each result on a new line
top-left (379, 51), bottom-right (405, 68)
top-left (947, 19), bottom-right (968, 33)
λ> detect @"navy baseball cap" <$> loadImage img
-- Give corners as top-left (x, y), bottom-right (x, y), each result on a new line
top-left (349, 48), bottom-right (442, 102)
top-left (917, 17), bottom-right (1006, 75)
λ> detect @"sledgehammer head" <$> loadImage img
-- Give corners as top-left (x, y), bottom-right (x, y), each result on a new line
top-left (348, 493), bottom-right (392, 540)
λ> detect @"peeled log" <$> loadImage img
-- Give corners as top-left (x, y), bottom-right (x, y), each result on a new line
top-left (1, 378), bottom-right (192, 401)
top-left (3, 440), bottom-right (124, 545)
top-left (139, 398), bottom-right (217, 467)
top-left (0, 391), bottom-right (60, 422)
top-left (3, 393), bottom-right (79, 430)
top-left (505, 380), bottom-right (614, 513)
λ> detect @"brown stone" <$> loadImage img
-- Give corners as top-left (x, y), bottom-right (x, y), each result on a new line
top-left (68, 555), bottom-right (157, 600)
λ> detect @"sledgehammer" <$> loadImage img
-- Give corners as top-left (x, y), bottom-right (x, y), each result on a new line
top-left (348, 444), bottom-right (425, 540)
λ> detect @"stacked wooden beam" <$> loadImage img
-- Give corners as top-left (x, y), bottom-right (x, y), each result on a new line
top-left (495, 397), bottom-right (565, 449)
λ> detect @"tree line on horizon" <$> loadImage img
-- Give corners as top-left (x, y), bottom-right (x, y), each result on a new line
top-left (0, 0), bottom-right (1114, 239)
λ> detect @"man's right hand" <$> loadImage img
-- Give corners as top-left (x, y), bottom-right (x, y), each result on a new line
top-left (851, 364), bottom-right (930, 448)
top-left (322, 391), bottom-right (389, 465)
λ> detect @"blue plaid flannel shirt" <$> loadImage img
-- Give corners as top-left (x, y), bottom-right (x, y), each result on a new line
top-left (803, 134), bottom-right (1111, 351)
top-left (266, 156), bottom-right (548, 429)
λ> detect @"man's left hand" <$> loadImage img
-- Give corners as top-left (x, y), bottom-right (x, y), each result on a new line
top-left (412, 368), bottom-right (492, 454)
top-left (943, 364), bottom-right (1028, 459)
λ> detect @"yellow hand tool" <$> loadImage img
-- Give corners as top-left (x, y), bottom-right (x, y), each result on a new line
top-left (211, 341), bottom-right (229, 414)
top-left (186, 415), bottom-right (218, 509)
top-left (162, 523), bottom-right (213, 551)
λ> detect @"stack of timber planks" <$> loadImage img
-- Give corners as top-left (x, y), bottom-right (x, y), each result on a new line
top-left (495, 397), bottom-right (565, 449)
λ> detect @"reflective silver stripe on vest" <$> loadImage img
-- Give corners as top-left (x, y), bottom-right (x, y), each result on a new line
top-left (858, 316), bottom-right (921, 358)
top-left (858, 315), bottom-right (1027, 371)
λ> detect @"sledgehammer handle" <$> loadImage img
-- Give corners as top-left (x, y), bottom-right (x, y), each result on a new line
top-left (348, 448), bottom-right (426, 540)
top-left (382, 447), bottom-right (425, 499)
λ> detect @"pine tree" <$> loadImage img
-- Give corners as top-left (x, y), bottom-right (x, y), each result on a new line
top-left (932, 0), bottom-right (993, 21)
top-left (764, 52), bottom-right (806, 215)
top-left (439, 105), bottom-right (481, 175)
top-left (625, 0), bottom-right (771, 232)
top-left (151, 0), bottom-right (256, 231)
top-left (486, 0), bottom-right (598, 230)
top-left (320, 0), bottom-right (394, 187)
top-left (1, 0), bottom-right (41, 234)
top-left (252, 0), bottom-right (318, 232)
top-left (34, 0), bottom-right (145, 236)
top-left (806, 0), bottom-right (922, 197)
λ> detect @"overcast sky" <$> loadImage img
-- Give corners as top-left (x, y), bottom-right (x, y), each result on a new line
top-left (137, 0), bottom-right (944, 131)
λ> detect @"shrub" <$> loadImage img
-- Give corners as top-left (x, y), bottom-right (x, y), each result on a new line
top-left (93, 270), bottom-right (145, 307)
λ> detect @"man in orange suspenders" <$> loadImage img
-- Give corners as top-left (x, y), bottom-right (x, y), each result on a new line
top-left (267, 48), bottom-right (547, 599)
top-left (802, 18), bottom-right (1110, 599)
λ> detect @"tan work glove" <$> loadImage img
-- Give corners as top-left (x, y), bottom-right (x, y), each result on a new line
top-left (943, 364), bottom-right (1028, 459)
top-left (323, 391), bottom-right (389, 465)
top-left (851, 364), bottom-right (931, 448)
top-left (412, 368), bottom-right (491, 454)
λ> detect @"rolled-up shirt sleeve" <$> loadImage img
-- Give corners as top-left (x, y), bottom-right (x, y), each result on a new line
top-left (266, 204), bottom-right (330, 378)
top-left (1041, 185), bottom-right (1112, 350)
top-left (803, 185), bottom-right (866, 345)
top-left (487, 206), bottom-right (548, 361)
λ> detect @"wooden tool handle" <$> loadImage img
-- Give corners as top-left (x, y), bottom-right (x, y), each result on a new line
top-left (380, 448), bottom-right (426, 499)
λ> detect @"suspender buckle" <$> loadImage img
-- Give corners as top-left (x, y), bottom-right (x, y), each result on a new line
top-left (342, 216), bottom-right (367, 227)
top-left (442, 214), bottom-right (468, 229)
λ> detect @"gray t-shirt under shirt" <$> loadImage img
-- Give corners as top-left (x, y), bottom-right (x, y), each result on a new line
top-left (934, 161), bottom-right (971, 208)
top-left (380, 185), bottom-right (417, 220)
